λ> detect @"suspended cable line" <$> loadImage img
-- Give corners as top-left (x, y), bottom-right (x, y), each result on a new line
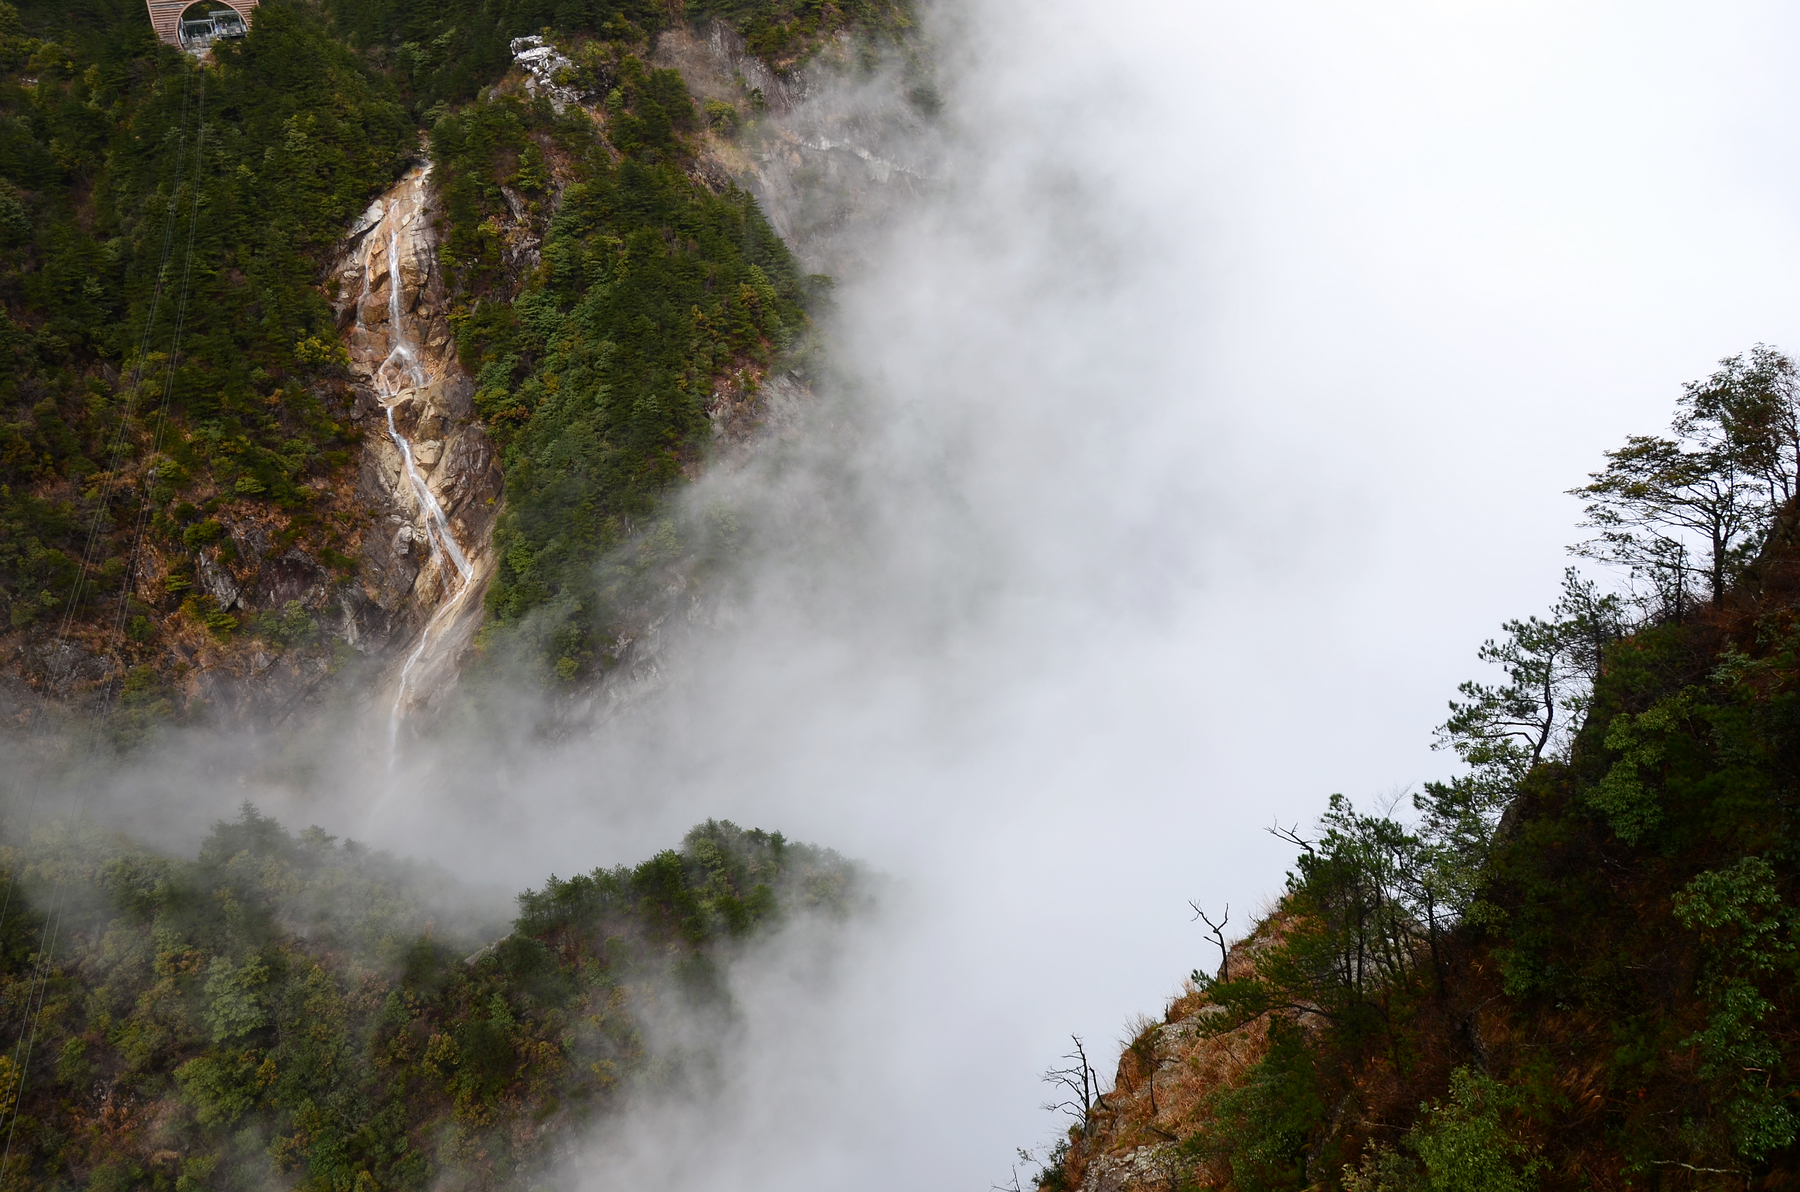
top-left (0, 60), bottom-right (211, 1171)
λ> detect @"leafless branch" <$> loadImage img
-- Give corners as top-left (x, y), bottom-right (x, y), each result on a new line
top-left (1041, 1035), bottom-right (1103, 1125)
top-left (1267, 819), bottom-right (1315, 853)
top-left (1648, 1160), bottom-right (1748, 1175)
top-left (1189, 900), bottom-right (1230, 981)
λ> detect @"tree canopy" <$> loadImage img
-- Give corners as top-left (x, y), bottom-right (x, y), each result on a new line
top-left (1572, 345), bottom-right (1800, 613)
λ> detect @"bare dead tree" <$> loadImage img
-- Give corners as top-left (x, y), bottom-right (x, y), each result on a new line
top-left (1268, 819), bottom-right (1315, 854)
top-left (1041, 1035), bottom-right (1104, 1125)
top-left (1131, 1024), bottom-right (1161, 1120)
top-left (990, 1164), bottom-right (1025, 1192)
top-left (1189, 900), bottom-right (1230, 981)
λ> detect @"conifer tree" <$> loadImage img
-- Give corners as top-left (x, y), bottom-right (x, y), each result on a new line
top-left (1570, 346), bottom-right (1800, 612)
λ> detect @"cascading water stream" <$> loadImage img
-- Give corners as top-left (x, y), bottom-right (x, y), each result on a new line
top-left (350, 179), bottom-right (476, 766)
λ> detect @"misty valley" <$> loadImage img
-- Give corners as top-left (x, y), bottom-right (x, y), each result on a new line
top-left (0, 812), bottom-right (855, 1188)
top-left (5, 0), bottom-right (1800, 1189)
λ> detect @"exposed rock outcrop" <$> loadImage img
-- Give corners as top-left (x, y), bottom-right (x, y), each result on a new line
top-left (1050, 924), bottom-right (1299, 1192)
top-left (328, 162), bottom-right (503, 725)
top-left (654, 21), bottom-right (943, 278)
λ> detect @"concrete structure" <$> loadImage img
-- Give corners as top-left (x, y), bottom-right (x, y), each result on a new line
top-left (145, 0), bottom-right (256, 51)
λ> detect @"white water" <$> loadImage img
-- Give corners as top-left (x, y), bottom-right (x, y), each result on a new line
top-left (349, 177), bottom-right (476, 765)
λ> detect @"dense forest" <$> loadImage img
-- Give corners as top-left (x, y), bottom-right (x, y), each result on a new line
top-left (0, 0), bottom-right (911, 1182)
top-left (0, 809), bottom-right (856, 1189)
top-left (1038, 348), bottom-right (1800, 1190)
top-left (0, 0), bottom-right (410, 703)
top-left (0, 0), bottom-right (913, 728)
top-left (429, 60), bottom-right (810, 679)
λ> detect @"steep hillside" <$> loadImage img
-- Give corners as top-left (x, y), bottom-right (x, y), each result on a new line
top-left (435, 19), bottom-right (938, 716)
top-left (0, 0), bottom-right (923, 743)
top-left (1037, 352), bottom-right (1800, 1191)
top-left (0, 0), bottom-right (415, 732)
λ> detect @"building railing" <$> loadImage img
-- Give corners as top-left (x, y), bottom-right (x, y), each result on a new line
top-left (177, 8), bottom-right (247, 51)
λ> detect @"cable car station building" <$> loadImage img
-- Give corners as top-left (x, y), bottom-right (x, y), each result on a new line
top-left (145, 0), bottom-right (257, 52)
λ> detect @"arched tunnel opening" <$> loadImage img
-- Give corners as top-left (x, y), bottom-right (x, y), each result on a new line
top-left (177, 1), bottom-right (248, 52)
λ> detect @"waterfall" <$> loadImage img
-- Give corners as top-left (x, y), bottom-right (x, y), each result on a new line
top-left (349, 170), bottom-right (477, 765)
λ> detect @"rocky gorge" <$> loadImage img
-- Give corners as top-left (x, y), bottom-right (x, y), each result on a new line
top-left (0, 14), bottom-right (937, 742)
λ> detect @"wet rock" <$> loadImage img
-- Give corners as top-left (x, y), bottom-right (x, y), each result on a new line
top-left (510, 36), bottom-right (584, 112)
top-left (397, 242), bottom-right (429, 312)
top-left (252, 552), bottom-right (321, 608)
top-left (433, 374), bottom-right (476, 420)
top-left (35, 640), bottom-right (110, 685)
top-left (232, 520), bottom-right (270, 567)
top-left (299, 160), bottom-right (505, 732)
top-left (347, 197), bottom-right (384, 241)
top-left (197, 552), bottom-right (241, 610)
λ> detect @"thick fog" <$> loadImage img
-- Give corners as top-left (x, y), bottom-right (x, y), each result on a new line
top-left (39, 1), bottom-right (1800, 1187)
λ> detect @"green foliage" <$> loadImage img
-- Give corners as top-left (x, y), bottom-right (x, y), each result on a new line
top-left (175, 1050), bottom-right (263, 1127)
top-left (201, 954), bottom-right (270, 1042)
top-left (1185, 1018), bottom-right (1327, 1192)
top-left (1344, 1069), bottom-right (1543, 1192)
top-left (703, 96), bottom-right (740, 135)
top-left (322, 0), bottom-right (662, 113)
top-left (317, 0), bottom-right (913, 117)
top-left (1672, 856), bottom-right (1798, 1158)
top-left (697, 0), bottom-right (916, 64)
top-left (0, 806), bottom-right (855, 1189)
top-left (1181, 794), bottom-right (1472, 1189)
top-left (1589, 689), bottom-right (1694, 845)
top-left (483, 164), bottom-right (801, 644)
top-left (434, 77), bottom-right (805, 677)
top-left (597, 53), bottom-right (699, 160)
top-left (0, 0), bottom-right (406, 654)
top-left (1405, 1070), bottom-right (1541, 1192)
top-left (1571, 345), bottom-right (1800, 613)
top-left (2, 0), bottom-right (900, 700)
top-left (1436, 569), bottom-right (1624, 795)
top-left (1195, 778), bottom-right (1516, 1075)
top-left (1431, 584), bottom-right (1800, 1173)
top-left (431, 91), bottom-right (553, 293)
top-left (250, 598), bottom-right (318, 649)
top-left (1130, 357), bottom-right (1800, 1186)
top-left (1031, 1139), bottom-right (1071, 1191)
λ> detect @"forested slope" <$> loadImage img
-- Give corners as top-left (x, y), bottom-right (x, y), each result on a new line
top-left (0, 809), bottom-right (856, 1190)
top-left (0, 0), bottom-right (413, 727)
top-left (1037, 350), bottom-right (1800, 1191)
top-left (0, 0), bottom-right (915, 733)
top-left (429, 58), bottom-right (812, 681)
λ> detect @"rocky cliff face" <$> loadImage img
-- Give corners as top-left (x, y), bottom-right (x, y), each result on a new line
top-left (328, 163), bottom-right (503, 729)
top-left (0, 28), bottom-right (932, 738)
top-left (125, 31), bottom-right (932, 734)
top-left (1, 165), bottom-right (505, 735)
top-left (1047, 932), bottom-right (1285, 1192)
top-left (656, 21), bottom-right (942, 279)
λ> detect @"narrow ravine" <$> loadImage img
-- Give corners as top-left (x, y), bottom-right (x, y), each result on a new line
top-left (336, 162), bottom-right (500, 763)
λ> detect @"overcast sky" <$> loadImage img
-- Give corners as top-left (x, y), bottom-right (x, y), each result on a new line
top-left (87, 2), bottom-right (1800, 1186)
